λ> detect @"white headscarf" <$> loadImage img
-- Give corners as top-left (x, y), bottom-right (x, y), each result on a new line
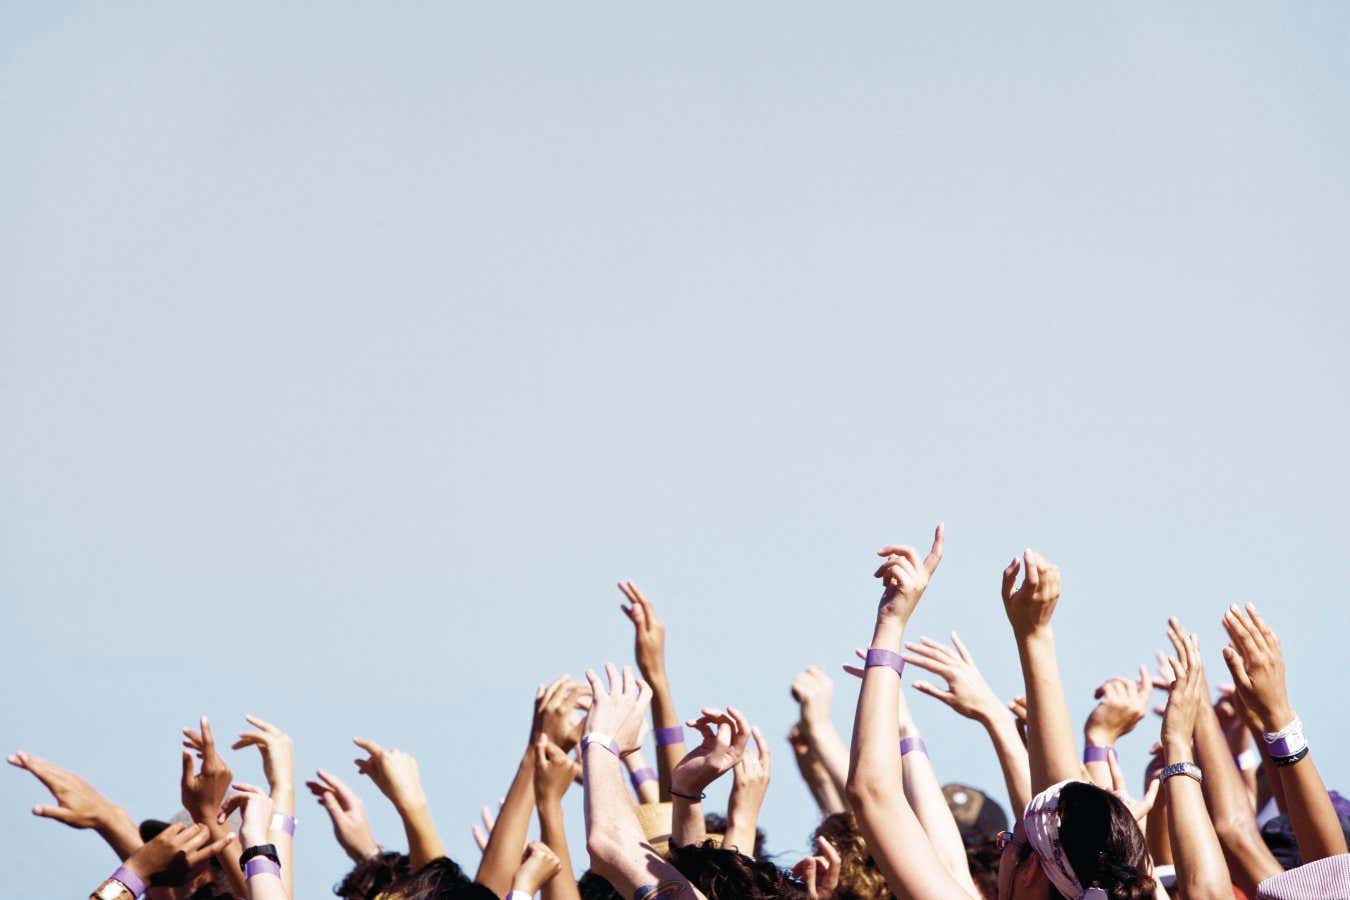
top-left (1022, 780), bottom-right (1108, 900)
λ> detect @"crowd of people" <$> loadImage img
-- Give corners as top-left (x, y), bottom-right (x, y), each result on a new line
top-left (13, 526), bottom-right (1349, 899)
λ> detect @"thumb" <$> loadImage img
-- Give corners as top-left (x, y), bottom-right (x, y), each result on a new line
top-left (181, 750), bottom-right (195, 781)
top-left (33, 804), bottom-right (78, 825)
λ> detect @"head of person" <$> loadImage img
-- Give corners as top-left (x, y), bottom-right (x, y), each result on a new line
top-left (334, 851), bottom-right (411, 899)
top-left (997, 781), bottom-right (1154, 900)
top-left (378, 857), bottom-right (496, 900)
top-left (669, 840), bottom-right (804, 899)
top-left (577, 870), bottom-right (625, 900)
top-left (811, 812), bottom-right (890, 900)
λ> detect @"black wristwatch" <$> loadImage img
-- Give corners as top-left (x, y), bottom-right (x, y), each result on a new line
top-left (239, 843), bottom-right (281, 870)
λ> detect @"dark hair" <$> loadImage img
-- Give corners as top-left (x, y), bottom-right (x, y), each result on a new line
top-left (334, 851), bottom-right (412, 899)
top-left (577, 870), bottom-right (625, 900)
top-left (812, 813), bottom-right (892, 900)
top-left (382, 856), bottom-right (493, 900)
top-left (669, 840), bottom-right (805, 899)
top-left (1056, 782), bottom-right (1155, 900)
top-left (704, 812), bottom-right (769, 860)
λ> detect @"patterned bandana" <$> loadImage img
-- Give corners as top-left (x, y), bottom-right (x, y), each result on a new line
top-left (1022, 780), bottom-right (1108, 900)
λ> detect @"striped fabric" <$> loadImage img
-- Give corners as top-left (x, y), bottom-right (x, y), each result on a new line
top-left (1257, 853), bottom-right (1350, 899)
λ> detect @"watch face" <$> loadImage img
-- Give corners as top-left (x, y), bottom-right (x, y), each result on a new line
top-left (94, 881), bottom-right (132, 900)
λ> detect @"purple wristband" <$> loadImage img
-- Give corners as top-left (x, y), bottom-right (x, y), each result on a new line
top-left (864, 648), bottom-right (906, 677)
top-left (655, 725), bottom-right (685, 746)
top-left (269, 811), bottom-right (296, 836)
top-left (111, 866), bottom-right (147, 899)
top-left (244, 857), bottom-right (282, 880)
top-left (629, 766), bottom-right (658, 789)
top-left (1083, 746), bottom-right (1116, 764)
top-left (899, 737), bottom-right (927, 757)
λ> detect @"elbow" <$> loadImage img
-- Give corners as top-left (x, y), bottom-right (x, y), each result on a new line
top-left (585, 828), bottom-right (625, 868)
top-left (844, 770), bottom-right (891, 816)
top-left (1211, 813), bottom-right (1261, 851)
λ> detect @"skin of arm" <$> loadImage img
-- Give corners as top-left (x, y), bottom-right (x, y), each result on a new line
top-left (6, 752), bottom-right (144, 861)
top-left (724, 726), bottom-right (770, 855)
top-left (351, 738), bottom-right (445, 870)
top-left (620, 581), bottom-right (688, 801)
top-left (221, 784), bottom-right (287, 900)
top-left (791, 666), bottom-right (850, 803)
top-left (1000, 550), bottom-right (1080, 794)
top-left (513, 842), bottom-right (565, 898)
top-left (475, 746), bottom-right (537, 896)
top-left (624, 747), bottom-right (661, 805)
top-left (1143, 747), bottom-right (1174, 866)
top-left (787, 724), bottom-right (846, 815)
top-left (582, 663), bottom-right (705, 899)
top-left (846, 525), bottom-right (971, 900)
top-left (181, 717), bottom-right (249, 900)
top-left (534, 736), bottom-right (583, 900)
top-left (1083, 668), bottom-right (1152, 790)
top-left (89, 822), bottom-right (235, 900)
top-left (1223, 603), bottom-right (1348, 862)
top-left (1170, 618), bottom-right (1282, 896)
top-left (233, 716), bottom-right (295, 900)
top-left (305, 769), bottom-right (381, 863)
top-left (1160, 625), bottom-right (1233, 900)
top-left (670, 707), bottom-right (751, 848)
top-left (897, 632), bottom-right (1033, 822)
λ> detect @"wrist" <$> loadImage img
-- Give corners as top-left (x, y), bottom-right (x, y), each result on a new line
top-left (346, 839), bottom-right (381, 863)
top-left (393, 794), bottom-right (430, 817)
top-left (1163, 737), bottom-right (1194, 765)
top-left (870, 618), bottom-right (905, 650)
top-left (1258, 703), bottom-right (1295, 734)
top-left (1084, 727), bottom-right (1116, 748)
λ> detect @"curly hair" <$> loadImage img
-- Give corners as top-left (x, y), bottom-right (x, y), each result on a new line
top-left (333, 851), bottom-right (411, 899)
top-left (669, 840), bottom-right (805, 899)
top-left (810, 813), bottom-right (893, 900)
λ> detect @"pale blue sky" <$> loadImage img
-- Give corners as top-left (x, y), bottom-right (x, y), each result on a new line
top-left (3, 3), bottom-right (1349, 897)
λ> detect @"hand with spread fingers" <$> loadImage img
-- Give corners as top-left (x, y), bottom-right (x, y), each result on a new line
top-left (180, 716), bottom-right (234, 821)
top-left (1086, 665), bottom-right (1153, 748)
top-left (725, 726), bottom-right (771, 855)
top-left (533, 675), bottom-right (591, 753)
top-left (511, 841), bottom-right (563, 896)
top-left (305, 769), bottom-right (380, 863)
top-left (218, 782), bottom-right (274, 849)
top-left (671, 707), bottom-right (751, 798)
top-left (583, 663), bottom-right (653, 755)
top-left (1220, 603), bottom-right (1293, 733)
top-left (872, 524), bottom-right (944, 626)
top-left (7, 752), bottom-right (143, 860)
top-left (1161, 621), bottom-right (1207, 751)
top-left (123, 821), bottom-right (236, 889)
top-left (231, 716), bottom-right (294, 802)
top-left (790, 836), bottom-right (841, 900)
top-left (1000, 549), bottom-right (1061, 635)
top-left (897, 633), bottom-right (1004, 724)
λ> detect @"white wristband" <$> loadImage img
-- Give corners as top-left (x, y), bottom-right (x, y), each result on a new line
top-left (1236, 748), bottom-right (1260, 772)
top-left (506, 892), bottom-right (532, 900)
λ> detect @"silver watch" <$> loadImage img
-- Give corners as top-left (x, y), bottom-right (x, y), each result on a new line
top-left (1160, 761), bottom-right (1203, 783)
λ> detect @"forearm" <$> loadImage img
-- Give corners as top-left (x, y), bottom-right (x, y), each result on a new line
top-left (94, 807), bottom-right (145, 861)
top-left (795, 748), bottom-right (846, 815)
top-left (476, 748), bottom-right (535, 895)
top-left (397, 800), bottom-right (446, 871)
top-left (244, 871), bottom-right (289, 900)
top-left (723, 792), bottom-right (762, 856)
top-left (1014, 627), bottom-right (1079, 792)
top-left (671, 795), bottom-right (707, 847)
top-left (801, 719), bottom-right (850, 802)
top-left (269, 782), bottom-right (295, 900)
top-left (539, 799), bottom-right (582, 900)
top-left (204, 814), bottom-right (249, 899)
top-left (1164, 743), bottom-right (1232, 900)
top-left (647, 673), bottom-right (686, 801)
top-left (896, 694), bottom-right (978, 897)
top-left (1146, 792), bottom-right (1174, 865)
top-left (1273, 754), bottom-right (1348, 862)
top-left (979, 711), bottom-right (1032, 830)
top-left (1192, 707), bottom-right (1280, 893)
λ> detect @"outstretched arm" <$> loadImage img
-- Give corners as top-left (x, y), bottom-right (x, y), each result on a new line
top-left (787, 724), bottom-right (845, 815)
top-left (1223, 603), bottom-right (1347, 863)
top-left (534, 737), bottom-right (583, 900)
top-left (620, 582), bottom-right (687, 801)
top-left (233, 716), bottom-right (296, 900)
top-left (181, 716), bottom-right (249, 899)
top-left (1000, 550), bottom-right (1079, 793)
top-left (7, 752), bottom-right (143, 861)
top-left (790, 666), bottom-right (850, 803)
top-left (1082, 667), bottom-right (1152, 790)
top-left (351, 738), bottom-right (444, 870)
top-left (1160, 623), bottom-right (1233, 900)
top-left (724, 726), bottom-right (770, 856)
top-left (846, 524), bottom-right (969, 900)
top-left (670, 707), bottom-right (750, 848)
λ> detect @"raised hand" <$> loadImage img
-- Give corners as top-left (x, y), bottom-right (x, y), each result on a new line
top-left (725, 726), bottom-right (771, 853)
top-left (1000, 549), bottom-right (1061, 634)
top-left (231, 716), bottom-right (294, 798)
top-left (534, 736), bottom-right (581, 807)
top-left (1221, 603), bottom-right (1293, 733)
top-left (618, 581), bottom-right (667, 681)
top-left (511, 841), bottom-right (563, 896)
top-left (472, 802), bottom-right (498, 853)
top-left (7, 752), bottom-right (142, 860)
top-left (790, 666), bottom-right (835, 737)
top-left (872, 524), bottom-right (944, 625)
top-left (218, 782), bottom-right (274, 849)
top-left (352, 738), bottom-right (427, 812)
top-left (305, 769), bottom-right (380, 863)
top-left (533, 675), bottom-right (591, 753)
top-left (122, 822), bottom-right (235, 888)
top-left (790, 836), bottom-right (841, 900)
top-left (1108, 746), bottom-right (1159, 826)
top-left (583, 663), bottom-right (652, 754)
top-left (1085, 666), bottom-right (1153, 747)
top-left (900, 633), bottom-right (1004, 723)
top-left (181, 716), bottom-right (233, 821)
top-left (1161, 621), bottom-right (1206, 751)
top-left (671, 707), bottom-right (750, 797)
